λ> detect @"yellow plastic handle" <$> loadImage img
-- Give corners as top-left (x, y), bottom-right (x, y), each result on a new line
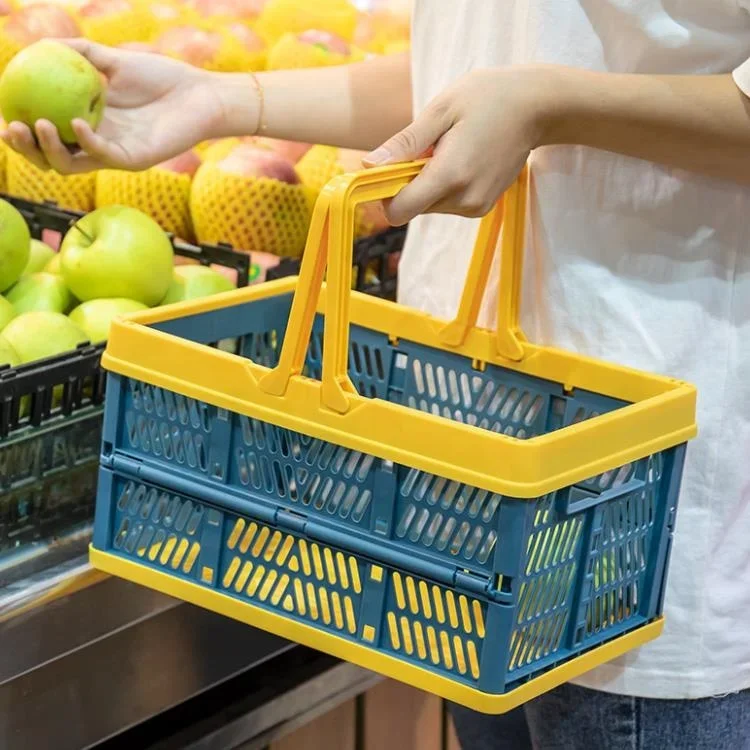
top-left (259, 161), bottom-right (529, 413)
top-left (438, 164), bottom-right (529, 359)
top-left (258, 161), bottom-right (425, 407)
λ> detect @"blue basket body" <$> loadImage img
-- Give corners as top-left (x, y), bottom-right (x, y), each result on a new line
top-left (94, 293), bottom-right (686, 697)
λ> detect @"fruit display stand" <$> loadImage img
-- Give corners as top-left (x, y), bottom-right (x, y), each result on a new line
top-left (0, 192), bottom-right (407, 749)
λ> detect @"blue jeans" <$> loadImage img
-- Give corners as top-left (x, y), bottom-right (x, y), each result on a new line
top-left (450, 683), bottom-right (750, 749)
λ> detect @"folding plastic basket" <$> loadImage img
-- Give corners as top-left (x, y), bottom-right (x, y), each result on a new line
top-left (90, 162), bottom-right (697, 713)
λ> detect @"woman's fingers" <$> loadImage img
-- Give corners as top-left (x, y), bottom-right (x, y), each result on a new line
top-left (35, 119), bottom-right (79, 173)
top-left (6, 121), bottom-right (50, 170)
top-left (61, 38), bottom-right (119, 77)
top-left (71, 119), bottom-right (126, 167)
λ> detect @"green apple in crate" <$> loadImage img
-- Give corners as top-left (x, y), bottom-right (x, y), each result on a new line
top-left (2, 311), bottom-right (87, 364)
top-left (60, 205), bottom-right (174, 307)
top-left (0, 296), bottom-right (16, 331)
top-left (161, 264), bottom-right (235, 305)
top-left (22, 240), bottom-right (56, 276)
top-left (0, 337), bottom-right (20, 368)
top-left (0, 40), bottom-right (105, 146)
top-left (0, 198), bottom-right (30, 293)
top-left (44, 253), bottom-right (63, 275)
top-left (6, 272), bottom-right (74, 314)
top-left (69, 298), bottom-right (148, 344)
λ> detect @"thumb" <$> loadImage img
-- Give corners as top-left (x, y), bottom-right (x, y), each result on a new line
top-left (61, 38), bottom-right (118, 76)
top-left (363, 105), bottom-right (449, 167)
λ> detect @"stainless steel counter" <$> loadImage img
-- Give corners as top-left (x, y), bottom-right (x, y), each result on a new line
top-left (0, 557), bottom-right (378, 750)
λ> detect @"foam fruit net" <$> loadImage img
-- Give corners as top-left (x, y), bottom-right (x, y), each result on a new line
top-left (297, 145), bottom-right (383, 238)
top-left (6, 151), bottom-right (95, 212)
top-left (96, 168), bottom-right (194, 241)
top-left (190, 161), bottom-right (315, 257)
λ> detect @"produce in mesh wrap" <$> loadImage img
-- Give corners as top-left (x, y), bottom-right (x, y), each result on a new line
top-left (190, 143), bottom-right (314, 257)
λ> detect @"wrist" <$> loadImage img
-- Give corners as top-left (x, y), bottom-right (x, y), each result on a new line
top-left (202, 71), bottom-right (261, 140)
top-left (521, 64), bottom-right (590, 149)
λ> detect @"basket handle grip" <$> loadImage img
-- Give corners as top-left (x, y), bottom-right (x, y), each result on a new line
top-left (259, 161), bottom-right (529, 413)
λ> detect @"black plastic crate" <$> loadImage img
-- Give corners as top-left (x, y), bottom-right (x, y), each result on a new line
top-left (266, 225), bottom-right (406, 299)
top-left (0, 195), bottom-right (255, 436)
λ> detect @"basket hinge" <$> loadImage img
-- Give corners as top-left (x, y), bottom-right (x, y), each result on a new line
top-left (275, 508), bottom-right (307, 535)
top-left (454, 569), bottom-right (510, 604)
top-left (107, 453), bottom-right (143, 474)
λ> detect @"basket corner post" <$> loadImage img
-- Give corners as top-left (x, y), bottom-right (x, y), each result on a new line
top-left (646, 443), bottom-right (689, 619)
top-left (475, 497), bottom-right (530, 696)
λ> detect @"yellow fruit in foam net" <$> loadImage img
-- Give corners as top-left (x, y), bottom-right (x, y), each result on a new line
top-left (95, 167), bottom-right (195, 241)
top-left (297, 145), bottom-right (388, 238)
top-left (0, 29), bottom-right (23, 77)
top-left (198, 138), bottom-right (243, 162)
top-left (6, 150), bottom-right (95, 211)
top-left (144, 0), bottom-right (197, 35)
top-left (190, 160), bottom-right (315, 257)
top-left (76, 0), bottom-right (155, 46)
top-left (255, 0), bottom-right (358, 44)
top-left (266, 30), bottom-right (363, 71)
top-left (353, 10), bottom-right (410, 54)
top-left (154, 21), bottom-right (266, 72)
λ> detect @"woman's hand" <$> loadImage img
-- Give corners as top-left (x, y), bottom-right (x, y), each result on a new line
top-left (0, 39), bottom-right (225, 173)
top-left (364, 66), bottom-right (554, 225)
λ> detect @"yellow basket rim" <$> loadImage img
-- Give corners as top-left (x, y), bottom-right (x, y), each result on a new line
top-left (101, 277), bottom-right (697, 498)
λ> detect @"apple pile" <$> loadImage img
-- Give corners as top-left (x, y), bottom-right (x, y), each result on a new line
top-left (0, 197), bottom-right (241, 370)
top-left (0, 2), bottom-right (409, 273)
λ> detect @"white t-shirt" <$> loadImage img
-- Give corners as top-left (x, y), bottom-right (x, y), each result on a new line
top-left (401, 0), bottom-right (750, 700)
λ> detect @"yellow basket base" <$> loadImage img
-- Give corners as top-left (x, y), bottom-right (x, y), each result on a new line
top-left (90, 545), bottom-right (663, 714)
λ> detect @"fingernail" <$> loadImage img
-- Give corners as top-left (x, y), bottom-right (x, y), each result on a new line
top-left (363, 147), bottom-right (392, 166)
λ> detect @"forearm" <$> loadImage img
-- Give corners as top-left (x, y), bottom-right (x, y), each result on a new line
top-left (211, 53), bottom-right (412, 151)
top-left (535, 67), bottom-right (750, 184)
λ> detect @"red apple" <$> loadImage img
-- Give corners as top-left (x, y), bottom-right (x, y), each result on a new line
top-left (154, 25), bottom-right (222, 67)
top-left (297, 29), bottom-right (350, 55)
top-left (226, 22), bottom-right (265, 54)
top-left (156, 149), bottom-right (201, 177)
top-left (216, 144), bottom-right (299, 184)
top-left (189, 0), bottom-right (264, 21)
top-left (79, 0), bottom-right (133, 17)
top-left (252, 136), bottom-right (311, 164)
top-left (3, 5), bottom-right (81, 46)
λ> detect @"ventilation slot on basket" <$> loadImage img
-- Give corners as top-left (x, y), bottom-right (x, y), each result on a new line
top-left (112, 480), bottom-right (203, 576)
top-left (236, 417), bottom-right (377, 526)
top-left (584, 483), bottom-right (656, 638)
top-left (222, 517), bottom-right (363, 636)
top-left (403, 358), bottom-right (547, 438)
top-left (304, 327), bottom-right (389, 399)
top-left (242, 330), bottom-right (280, 368)
top-left (386, 571), bottom-right (485, 681)
top-left (507, 497), bottom-right (583, 674)
top-left (124, 380), bottom-right (212, 472)
top-left (395, 470), bottom-right (501, 565)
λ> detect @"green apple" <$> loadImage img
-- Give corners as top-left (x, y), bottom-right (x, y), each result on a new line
top-left (6, 272), bottom-right (74, 314)
top-left (2, 311), bottom-right (88, 364)
top-left (0, 336), bottom-right (20, 368)
top-left (0, 198), bottom-right (31, 293)
top-left (45, 253), bottom-right (63, 275)
top-left (0, 40), bottom-right (106, 146)
top-left (161, 264), bottom-right (235, 305)
top-left (0, 296), bottom-right (16, 331)
top-left (22, 240), bottom-right (56, 276)
top-left (60, 205), bottom-right (174, 307)
top-left (69, 297), bottom-right (147, 344)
